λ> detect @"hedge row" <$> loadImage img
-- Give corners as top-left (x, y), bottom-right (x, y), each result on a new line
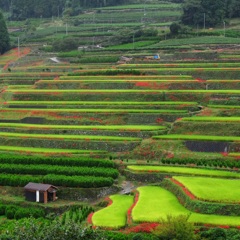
top-left (0, 164), bottom-right (118, 179)
top-left (0, 174), bottom-right (114, 188)
top-left (161, 179), bottom-right (240, 216)
top-left (0, 153), bottom-right (114, 168)
top-left (161, 158), bottom-right (240, 169)
top-left (0, 204), bottom-right (45, 220)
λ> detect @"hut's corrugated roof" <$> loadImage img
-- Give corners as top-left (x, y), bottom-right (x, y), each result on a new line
top-left (24, 182), bottom-right (58, 192)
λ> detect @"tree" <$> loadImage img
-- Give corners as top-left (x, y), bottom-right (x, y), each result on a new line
top-left (0, 11), bottom-right (10, 54)
top-left (181, 0), bottom-right (227, 27)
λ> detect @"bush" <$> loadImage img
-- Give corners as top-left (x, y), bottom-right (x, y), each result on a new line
top-left (5, 206), bottom-right (17, 219)
top-left (152, 215), bottom-right (197, 240)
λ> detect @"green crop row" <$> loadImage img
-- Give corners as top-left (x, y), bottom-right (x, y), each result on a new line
top-left (180, 117), bottom-right (240, 122)
top-left (161, 158), bottom-right (240, 169)
top-left (208, 105), bottom-right (240, 109)
top-left (153, 134), bottom-right (240, 142)
top-left (0, 123), bottom-right (166, 131)
top-left (0, 153), bottom-right (114, 168)
top-left (0, 146), bottom-right (106, 155)
top-left (59, 75), bottom-right (192, 80)
top-left (118, 62), bottom-right (240, 69)
top-left (8, 89), bottom-right (240, 93)
top-left (0, 173), bottom-right (113, 188)
top-left (6, 100), bottom-right (197, 106)
top-left (0, 132), bottom-right (141, 142)
top-left (0, 163), bottom-right (118, 179)
top-left (1, 108), bottom-right (187, 114)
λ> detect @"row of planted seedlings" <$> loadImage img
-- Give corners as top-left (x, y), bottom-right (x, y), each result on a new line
top-left (0, 152), bottom-right (118, 188)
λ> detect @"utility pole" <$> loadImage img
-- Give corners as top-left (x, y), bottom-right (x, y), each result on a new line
top-left (17, 37), bottom-right (20, 58)
top-left (223, 21), bottom-right (226, 37)
top-left (133, 34), bottom-right (135, 49)
top-left (203, 13), bottom-right (206, 30)
top-left (66, 23), bottom-right (68, 35)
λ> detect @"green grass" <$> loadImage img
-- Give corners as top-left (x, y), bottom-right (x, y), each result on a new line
top-left (6, 101), bottom-right (197, 106)
top-left (0, 132), bottom-right (141, 141)
top-left (132, 186), bottom-right (190, 222)
top-left (173, 176), bottom-right (240, 203)
top-left (107, 41), bottom-right (157, 50)
top-left (180, 117), bottom-right (240, 122)
top-left (208, 105), bottom-right (240, 109)
top-left (92, 195), bottom-right (134, 228)
top-left (132, 186), bottom-right (240, 226)
top-left (0, 146), bottom-right (105, 154)
top-left (153, 134), bottom-right (240, 142)
top-left (1, 108), bottom-right (188, 114)
top-left (0, 123), bottom-right (166, 131)
top-left (188, 213), bottom-right (240, 226)
top-left (151, 36), bottom-right (240, 47)
top-left (8, 89), bottom-right (240, 94)
top-left (127, 166), bottom-right (240, 178)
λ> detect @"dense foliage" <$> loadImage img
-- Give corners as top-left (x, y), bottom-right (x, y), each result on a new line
top-left (182, 0), bottom-right (240, 27)
top-left (0, 0), bottom-right (131, 20)
top-left (0, 11), bottom-right (10, 54)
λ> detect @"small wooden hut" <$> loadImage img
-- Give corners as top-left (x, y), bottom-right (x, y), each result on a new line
top-left (24, 182), bottom-right (58, 204)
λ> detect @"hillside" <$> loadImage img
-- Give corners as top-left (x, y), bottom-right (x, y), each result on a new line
top-left (0, 1), bottom-right (240, 239)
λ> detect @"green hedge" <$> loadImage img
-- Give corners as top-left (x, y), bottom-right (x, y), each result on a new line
top-left (161, 158), bottom-right (240, 169)
top-left (0, 153), bottom-right (114, 168)
top-left (0, 173), bottom-right (114, 188)
top-left (161, 179), bottom-right (240, 216)
top-left (0, 164), bottom-right (118, 179)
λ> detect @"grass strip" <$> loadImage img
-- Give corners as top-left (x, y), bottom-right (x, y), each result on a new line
top-left (0, 108), bottom-right (187, 114)
top-left (0, 132), bottom-right (141, 141)
top-left (6, 101), bottom-right (197, 106)
top-left (0, 146), bottom-right (105, 154)
top-left (208, 105), bottom-right (240, 109)
top-left (180, 117), bottom-right (240, 122)
top-left (173, 176), bottom-right (240, 203)
top-left (8, 89), bottom-right (240, 93)
top-left (127, 166), bottom-right (240, 178)
top-left (0, 123), bottom-right (166, 131)
top-left (92, 195), bottom-right (134, 228)
top-left (153, 134), bottom-right (240, 142)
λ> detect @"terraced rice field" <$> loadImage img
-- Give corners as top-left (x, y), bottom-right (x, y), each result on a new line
top-left (173, 176), bottom-right (240, 203)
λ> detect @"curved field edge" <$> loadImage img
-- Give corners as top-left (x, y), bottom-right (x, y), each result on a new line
top-left (126, 166), bottom-right (240, 178)
top-left (92, 195), bottom-right (134, 228)
top-left (132, 186), bottom-right (240, 226)
top-left (173, 176), bottom-right (240, 203)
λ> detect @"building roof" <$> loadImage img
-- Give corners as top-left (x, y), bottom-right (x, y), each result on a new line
top-left (24, 182), bottom-right (58, 192)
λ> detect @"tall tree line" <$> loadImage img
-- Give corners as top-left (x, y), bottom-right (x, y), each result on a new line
top-left (181, 0), bottom-right (240, 27)
top-left (0, 11), bottom-right (10, 54)
top-left (0, 0), bottom-right (131, 20)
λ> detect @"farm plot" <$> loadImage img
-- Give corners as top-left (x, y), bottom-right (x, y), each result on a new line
top-left (92, 195), bottom-right (134, 228)
top-left (127, 166), bottom-right (240, 178)
top-left (153, 134), bottom-right (240, 142)
top-left (132, 186), bottom-right (240, 226)
top-left (0, 123), bottom-right (167, 138)
top-left (173, 176), bottom-right (240, 203)
top-left (0, 153), bottom-right (117, 188)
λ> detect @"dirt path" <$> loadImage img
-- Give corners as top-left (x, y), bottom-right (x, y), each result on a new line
top-left (119, 181), bottom-right (137, 194)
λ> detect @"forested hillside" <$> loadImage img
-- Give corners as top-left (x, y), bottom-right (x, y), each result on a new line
top-left (0, 0), bottom-right (133, 20)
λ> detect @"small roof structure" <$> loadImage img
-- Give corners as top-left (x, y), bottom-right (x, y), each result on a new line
top-left (24, 182), bottom-right (58, 192)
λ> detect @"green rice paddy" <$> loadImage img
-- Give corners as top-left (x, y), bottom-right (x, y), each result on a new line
top-left (92, 195), bottom-right (134, 228)
top-left (0, 123), bottom-right (166, 131)
top-left (0, 132), bottom-right (141, 141)
top-left (127, 166), bottom-right (240, 178)
top-left (173, 176), bottom-right (240, 203)
top-left (153, 134), bottom-right (240, 142)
